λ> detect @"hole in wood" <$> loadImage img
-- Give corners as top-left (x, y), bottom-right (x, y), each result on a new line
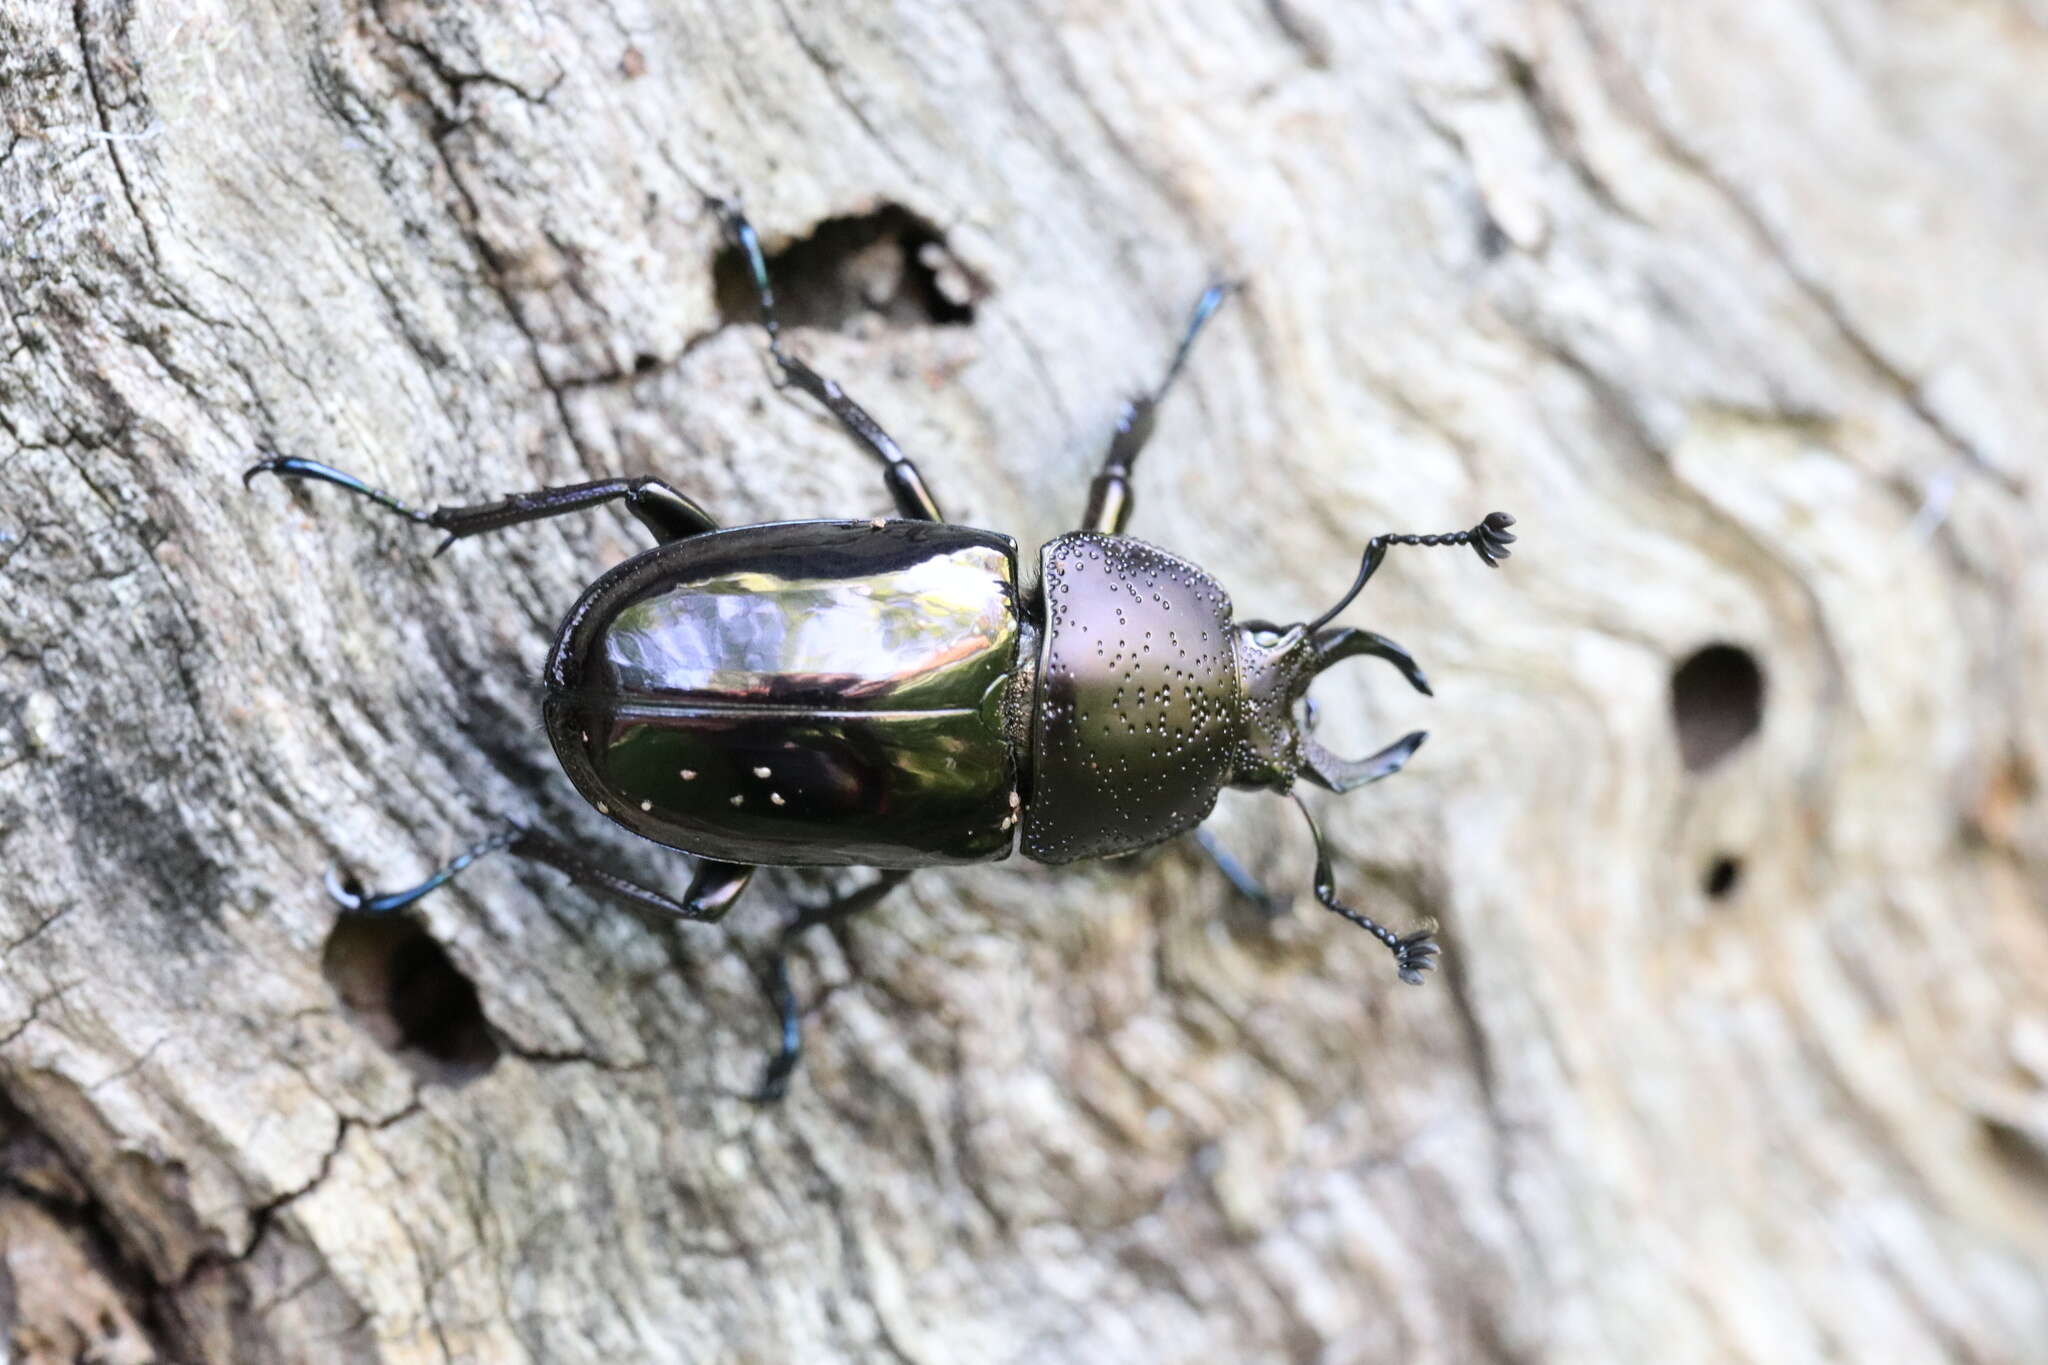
top-left (321, 909), bottom-right (500, 1086)
top-left (1671, 643), bottom-right (1764, 773)
top-left (714, 204), bottom-right (981, 333)
top-left (1703, 854), bottom-right (1742, 900)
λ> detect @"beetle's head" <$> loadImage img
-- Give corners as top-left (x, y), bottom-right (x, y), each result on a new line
top-left (1228, 620), bottom-right (1432, 794)
top-left (1227, 511), bottom-right (1515, 794)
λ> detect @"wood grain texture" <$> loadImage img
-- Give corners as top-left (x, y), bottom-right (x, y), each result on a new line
top-left (4, 0), bottom-right (2047, 1360)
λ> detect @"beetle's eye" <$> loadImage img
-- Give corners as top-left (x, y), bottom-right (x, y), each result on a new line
top-left (1253, 629), bottom-right (1281, 648)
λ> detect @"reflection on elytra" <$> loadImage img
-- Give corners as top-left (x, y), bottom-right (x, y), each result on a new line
top-left (546, 521), bottom-right (1025, 868)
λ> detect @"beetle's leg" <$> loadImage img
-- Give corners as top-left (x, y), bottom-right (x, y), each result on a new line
top-left (244, 457), bottom-right (718, 551)
top-left (1081, 282), bottom-right (1235, 535)
top-left (1191, 828), bottom-right (1289, 918)
top-left (324, 825), bottom-right (749, 923)
top-left (754, 869), bottom-right (912, 1102)
top-left (711, 200), bottom-right (943, 523)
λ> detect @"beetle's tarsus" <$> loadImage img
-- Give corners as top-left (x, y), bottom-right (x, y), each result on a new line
top-left (322, 868), bottom-right (434, 916)
top-left (323, 864), bottom-right (368, 911)
top-left (751, 951), bottom-right (802, 1104)
top-left (243, 455), bottom-right (438, 526)
top-left (318, 828), bottom-right (525, 916)
top-left (1080, 279), bottom-right (1237, 535)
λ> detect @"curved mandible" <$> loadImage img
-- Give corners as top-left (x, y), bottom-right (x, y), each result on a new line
top-left (1296, 627), bottom-right (1433, 793)
top-left (1314, 626), bottom-right (1434, 696)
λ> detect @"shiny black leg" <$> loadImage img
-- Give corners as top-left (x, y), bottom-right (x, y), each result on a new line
top-left (325, 825), bottom-right (752, 924)
top-left (1192, 828), bottom-right (1288, 917)
top-left (755, 869), bottom-right (912, 1102)
top-left (1082, 282), bottom-right (1234, 535)
top-left (712, 200), bottom-right (944, 523)
top-left (244, 457), bottom-right (719, 551)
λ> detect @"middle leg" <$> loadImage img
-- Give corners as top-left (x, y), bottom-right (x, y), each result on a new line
top-left (713, 200), bottom-right (945, 523)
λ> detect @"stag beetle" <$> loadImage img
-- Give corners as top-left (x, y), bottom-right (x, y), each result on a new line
top-left (246, 203), bottom-right (1516, 1100)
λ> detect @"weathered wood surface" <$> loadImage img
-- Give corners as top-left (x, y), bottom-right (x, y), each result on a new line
top-left (4, 0), bottom-right (2047, 1360)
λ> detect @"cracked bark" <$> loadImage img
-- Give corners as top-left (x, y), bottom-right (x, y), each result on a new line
top-left (4, 1), bottom-right (2048, 1362)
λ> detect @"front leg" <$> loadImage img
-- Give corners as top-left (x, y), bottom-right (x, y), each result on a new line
top-left (1081, 282), bottom-right (1233, 535)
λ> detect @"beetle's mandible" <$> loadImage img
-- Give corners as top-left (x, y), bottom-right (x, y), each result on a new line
top-left (246, 201), bottom-right (1518, 1100)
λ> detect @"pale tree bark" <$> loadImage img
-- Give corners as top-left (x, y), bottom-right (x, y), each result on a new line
top-left (3, 0), bottom-right (2047, 1360)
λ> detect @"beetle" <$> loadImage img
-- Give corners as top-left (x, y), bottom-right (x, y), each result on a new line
top-left (246, 201), bottom-right (1516, 1099)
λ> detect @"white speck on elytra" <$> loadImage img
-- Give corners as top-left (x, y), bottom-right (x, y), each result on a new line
top-left (752, 766), bottom-right (771, 778)
top-left (639, 800), bottom-right (652, 812)
top-left (597, 802), bottom-right (610, 815)
top-left (870, 517), bottom-right (887, 529)
top-left (770, 792), bottom-right (785, 806)
top-left (680, 769), bottom-right (697, 780)
top-left (730, 794), bottom-right (744, 807)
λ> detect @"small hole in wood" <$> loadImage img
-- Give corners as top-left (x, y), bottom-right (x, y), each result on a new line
top-left (713, 204), bottom-right (981, 333)
top-left (322, 908), bottom-right (499, 1086)
top-left (1703, 855), bottom-right (1742, 900)
top-left (1672, 643), bottom-right (1765, 772)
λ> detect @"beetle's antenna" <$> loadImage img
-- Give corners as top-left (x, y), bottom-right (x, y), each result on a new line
top-left (1288, 792), bottom-right (1439, 983)
top-left (1305, 512), bottom-right (1516, 635)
